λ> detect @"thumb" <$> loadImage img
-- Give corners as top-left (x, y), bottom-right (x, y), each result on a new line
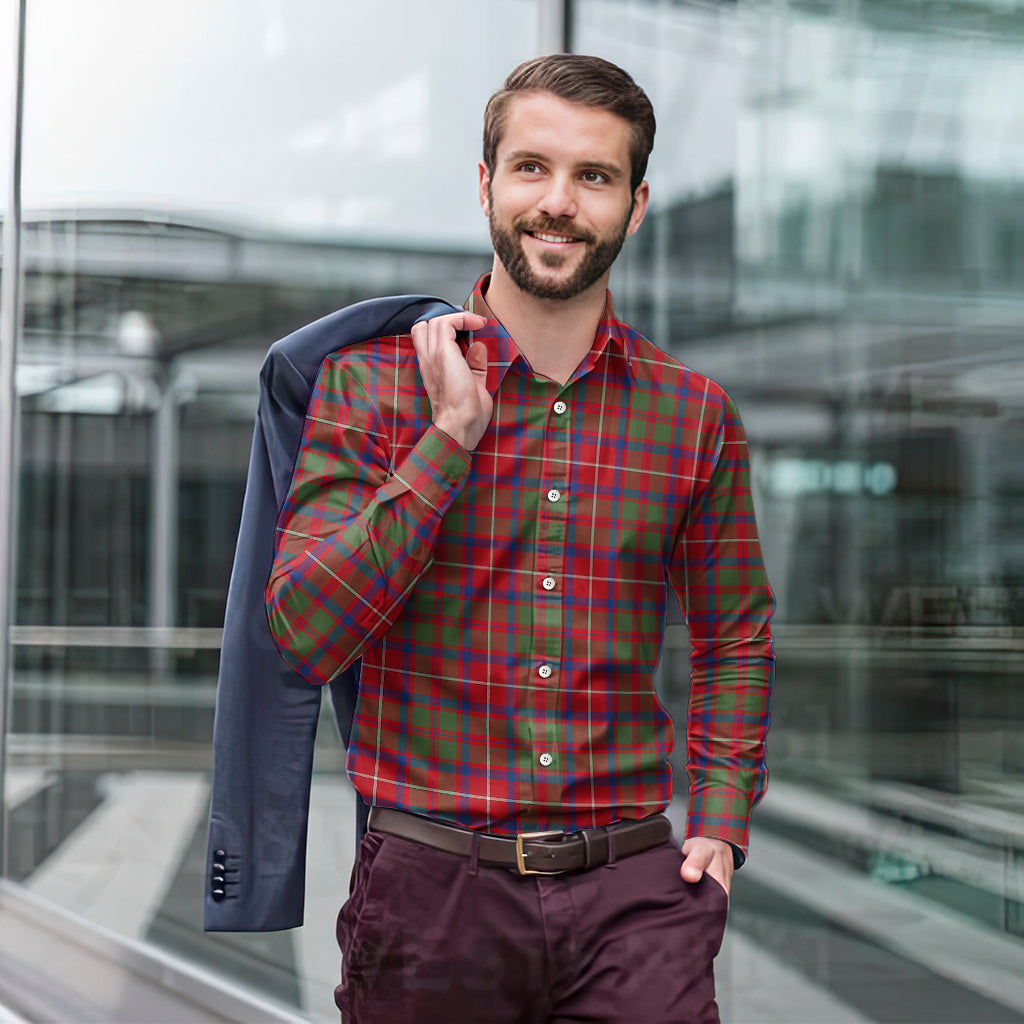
top-left (680, 857), bottom-right (706, 883)
top-left (680, 842), bottom-right (710, 883)
top-left (466, 340), bottom-right (488, 378)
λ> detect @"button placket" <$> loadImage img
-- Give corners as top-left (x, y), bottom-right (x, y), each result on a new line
top-left (530, 383), bottom-right (571, 805)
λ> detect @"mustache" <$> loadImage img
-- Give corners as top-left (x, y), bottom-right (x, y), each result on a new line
top-left (513, 216), bottom-right (595, 245)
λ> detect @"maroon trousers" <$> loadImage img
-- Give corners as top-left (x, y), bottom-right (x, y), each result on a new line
top-left (335, 828), bottom-right (729, 1023)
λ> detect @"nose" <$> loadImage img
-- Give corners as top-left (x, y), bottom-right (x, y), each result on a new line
top-left (536, 174), bottom-right (578, 220)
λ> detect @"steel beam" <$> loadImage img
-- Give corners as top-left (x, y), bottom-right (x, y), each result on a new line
top-left (0, 0), bottom-right (28, 879)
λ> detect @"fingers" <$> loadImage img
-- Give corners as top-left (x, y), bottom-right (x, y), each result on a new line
top-left (412, 313), bottom-right (481, 382)
top-left (412, 310), bottom-right (487, 342)
top-left (457, 311), bottom-right (488, 331)
top-left (410, 310), bottom-right (493, 452)
top-left (411, 312), bottom-right (487, 375)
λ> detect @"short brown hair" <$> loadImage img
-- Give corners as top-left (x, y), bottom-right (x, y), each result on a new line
top-left (483, 54), bottom-right (656, 193)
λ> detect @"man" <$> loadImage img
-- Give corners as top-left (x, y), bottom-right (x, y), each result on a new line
top-left (266, 54), bottom-right (774, 1023)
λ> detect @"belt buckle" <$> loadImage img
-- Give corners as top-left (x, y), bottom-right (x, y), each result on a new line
top-left (515, 830), bottom-right (564, 876)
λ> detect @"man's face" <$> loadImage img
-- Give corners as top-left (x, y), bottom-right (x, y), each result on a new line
top-left (480, 92), bottom-right (649, 302)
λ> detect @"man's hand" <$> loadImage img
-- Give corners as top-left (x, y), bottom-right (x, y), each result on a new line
top-left (411, 311), bottom-right (491, 451)
top-left (680, 836), bottom-right (734, 896)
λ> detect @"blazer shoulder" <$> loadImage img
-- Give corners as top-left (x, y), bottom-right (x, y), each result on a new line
top-left (268, 295), bottom-right (458, 367)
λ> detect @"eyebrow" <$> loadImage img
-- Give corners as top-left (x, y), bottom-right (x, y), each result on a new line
top-left (502, 150), bottom-right (626, 181)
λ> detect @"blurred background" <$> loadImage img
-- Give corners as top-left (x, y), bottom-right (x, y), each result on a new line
top-left (1, 0), bottom-right (1023, 1021)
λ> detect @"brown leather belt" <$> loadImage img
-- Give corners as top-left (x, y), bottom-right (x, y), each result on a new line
top-left (368, 807), bottom-right (673, 876)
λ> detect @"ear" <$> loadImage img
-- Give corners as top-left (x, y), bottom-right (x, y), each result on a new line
top-left (625, 180), bottom-right (650, 237)
top-left (478, 161), bottom-right (492, 216)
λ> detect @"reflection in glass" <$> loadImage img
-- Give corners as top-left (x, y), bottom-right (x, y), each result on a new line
top-left (6, 0), bottom-right (1024, 1020)
top-left (10, 2), bottom-right (536, 1018)
top-left (579, 0), bottom-right (1024, 1020)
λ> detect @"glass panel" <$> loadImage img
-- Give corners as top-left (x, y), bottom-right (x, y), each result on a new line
top-left (576, 0), bottom-right (1024, 1020)
top-left (13, 2), bottom-right (538, 1018)
top-left (0, 0), bottom-right (20, 900)
top-left (0, 2), bottom-right (12, 217)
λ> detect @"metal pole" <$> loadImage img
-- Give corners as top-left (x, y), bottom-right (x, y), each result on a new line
top-left (149, 364), bottom-right (178, 677)
top-left (537, 0), bottom-right (570, 53)
top-left (0, 0), bottom-right (28, 878)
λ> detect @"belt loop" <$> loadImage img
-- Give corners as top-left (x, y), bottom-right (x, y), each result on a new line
top-left (468, 831), bottom-right (480, 877)
top-left (607, 830), bottom-right (618, 869)
top-left (581, 828), bottom-right (594, 870)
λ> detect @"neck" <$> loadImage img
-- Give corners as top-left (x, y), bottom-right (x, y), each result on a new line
top-left (483, 259), bottom-right (608, 386)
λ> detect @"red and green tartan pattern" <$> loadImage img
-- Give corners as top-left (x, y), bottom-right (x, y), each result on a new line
top-left (267, 278), bottom-right (775, 854)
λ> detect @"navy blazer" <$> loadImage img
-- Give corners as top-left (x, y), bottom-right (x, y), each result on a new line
top-left (204, 295), bottom-right (459, 932)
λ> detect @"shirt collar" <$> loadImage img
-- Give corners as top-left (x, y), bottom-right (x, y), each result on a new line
top-left (463, 274), bottom-right (637, 388)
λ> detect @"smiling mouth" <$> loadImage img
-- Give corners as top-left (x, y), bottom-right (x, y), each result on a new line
top-left (528, 231), bottom-right (581, 244)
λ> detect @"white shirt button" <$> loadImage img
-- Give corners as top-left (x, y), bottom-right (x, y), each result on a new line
top-left (553, 401), bottom-right (567, 415)
top-left (538, 664), bottom-right (552, 679)
top-left (547, 489), bottom-right (561, 503)
top-left (539, 753), bottom-right (553, 767)
top-left (541, 576), bottom-right (556, 591)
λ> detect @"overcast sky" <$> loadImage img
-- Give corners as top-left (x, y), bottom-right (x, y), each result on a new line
top-left (11, 0), bottom-right (541, 245)
top-left (2, 0), bottom-right (749, 246)
top-left (3, 0), bottom-right (1024, 246)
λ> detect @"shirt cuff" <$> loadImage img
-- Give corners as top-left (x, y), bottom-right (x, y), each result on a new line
top-left (687, 785), bottom-right (754, 865)
top-left (382, 423), bottom-right (472, 517)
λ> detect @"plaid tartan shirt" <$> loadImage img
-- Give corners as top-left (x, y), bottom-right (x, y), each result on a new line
top-left (267, 276), bottom-right (775, 857)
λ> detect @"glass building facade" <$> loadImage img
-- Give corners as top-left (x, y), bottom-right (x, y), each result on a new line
top-left (1, 1), bottom-right (1023, 1020)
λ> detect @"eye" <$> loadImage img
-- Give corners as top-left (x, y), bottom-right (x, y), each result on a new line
top-left (517, 162), bottom-right (542, 175)
top-left (581, 170), bottom-right (608, 184)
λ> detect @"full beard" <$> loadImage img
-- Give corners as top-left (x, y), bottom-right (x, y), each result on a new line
top-left (488, 200), bottom-right (630, 301)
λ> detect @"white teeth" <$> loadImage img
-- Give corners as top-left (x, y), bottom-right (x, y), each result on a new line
top-left (533, 232), bottom-right (575, 244)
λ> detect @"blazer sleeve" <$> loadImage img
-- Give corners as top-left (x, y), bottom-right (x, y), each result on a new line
top-left (204, 296), bottom-right (458, 932)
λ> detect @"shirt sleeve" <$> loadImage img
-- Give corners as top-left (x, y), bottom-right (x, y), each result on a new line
top-left (266, 354), bottom-right (471, 684)
top-left (667, 390), bottom-right (775, 863)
